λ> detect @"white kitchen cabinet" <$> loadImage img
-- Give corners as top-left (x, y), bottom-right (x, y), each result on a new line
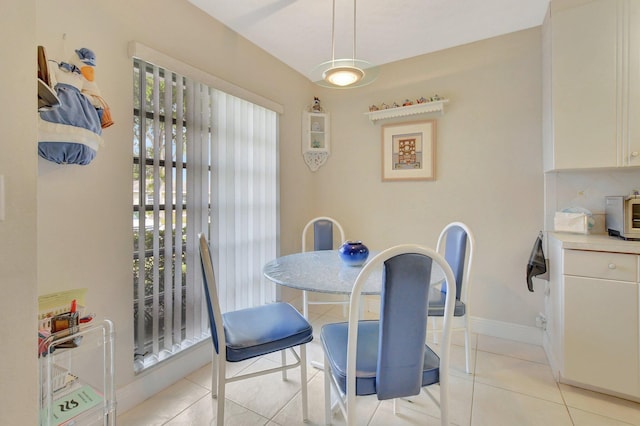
top-left (563, 250), bottom-right (639, 397)
top-left (564, 276), bottom-right (638, 396)
top-left (544, 235), bottom-right (640, 399)
top-left (543, 0), bottom-right (640, 171)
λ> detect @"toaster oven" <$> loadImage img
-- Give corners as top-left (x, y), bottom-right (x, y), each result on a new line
top-left (605, 195), bottom-right (640, 240)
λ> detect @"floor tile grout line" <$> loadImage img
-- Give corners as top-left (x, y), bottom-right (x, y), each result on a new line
top-left (475, 349), bottom-right (550, 366)
top-left (557, 385), bottom-right (640, 426)
top-left (161, 392), bottom-right (211, 425)
top-left (555, 378), bottom-right (577, 426)
top-left (363, 398), bottom-right (382, 426)
top-left (474, 380), bottom-right (571, 407)
top-left (472, 344), bottom-right (552, 366)
top-left (182, 353), bottom-right (307, 425)
top-left (468, 335), bottom-right (479, 426)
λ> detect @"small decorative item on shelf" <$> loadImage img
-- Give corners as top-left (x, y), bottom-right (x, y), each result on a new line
top-left (365, 95), bottom-right (449, 123)
top-left (370, 95), bottom-right (445, 112)
top-left (338, 240), bottom-right (370, 267)
top-left (310, 96), bottom-right (324, 112)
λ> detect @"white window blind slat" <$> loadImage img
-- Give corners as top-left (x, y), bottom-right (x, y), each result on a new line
top-left (173, 73), bottom-right (185, 348)
top-left (151, 66), bottom-right (161, 357)
top-left (184, 79), bottom-right (196, 343)
top-left (237, 101), bottom-right (249, 309)
top-left (163, 68), bottom-right (174, 351)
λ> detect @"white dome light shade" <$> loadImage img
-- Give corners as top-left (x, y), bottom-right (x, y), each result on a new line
top-left (312, 59), bottom-right (379, 89)
top-left (323, 66), bottom-right (364, 86)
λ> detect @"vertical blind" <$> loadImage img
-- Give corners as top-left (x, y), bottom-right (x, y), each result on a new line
top-left (209, 91), bottom-right (279, 311)
top-left (133, 57), bottom-right (278, 371)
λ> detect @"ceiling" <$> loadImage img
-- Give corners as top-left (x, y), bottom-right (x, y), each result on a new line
top-left (188, 0), bottom-right (550, 84)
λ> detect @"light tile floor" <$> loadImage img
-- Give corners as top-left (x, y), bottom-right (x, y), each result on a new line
top-left (118, 301), bottom-right (640, 426)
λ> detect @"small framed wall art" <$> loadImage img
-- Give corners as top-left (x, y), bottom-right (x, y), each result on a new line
top-left (381, 119), bottom-right (436, 181)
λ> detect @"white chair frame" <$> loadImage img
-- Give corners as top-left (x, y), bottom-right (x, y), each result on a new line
top-left (323, 244), bottom-right (457, 426)
top-left (429, 221), bottom-right (475, 374)
top-left (199, 234), bottom-right (310, 425)
top-left (301, 216), bottom-right (346, 319)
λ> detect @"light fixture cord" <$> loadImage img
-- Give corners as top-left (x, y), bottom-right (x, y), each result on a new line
top-left (331, 0), bottom-right (336, 65)
top-left (331, 0), bottom-right (357, 65)
top-left (353, 0), bottom-right (357, 65)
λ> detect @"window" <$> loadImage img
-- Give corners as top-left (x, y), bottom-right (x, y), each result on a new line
top-left (133, 56), bottom-right (278, 372)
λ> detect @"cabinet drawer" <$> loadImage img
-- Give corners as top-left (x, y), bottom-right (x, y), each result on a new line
top-left (564, 250), bottom-right (637, 281)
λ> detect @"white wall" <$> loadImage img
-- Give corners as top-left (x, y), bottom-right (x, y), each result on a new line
top-left (297, 28), bottom-right (546, 330)
top-left (0, 1), bottom-right (39, 423)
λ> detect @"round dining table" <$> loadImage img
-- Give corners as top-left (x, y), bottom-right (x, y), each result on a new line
top-left (263, 249), bottom-right (445, 301)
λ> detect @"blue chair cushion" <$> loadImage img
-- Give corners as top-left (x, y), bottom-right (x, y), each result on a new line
top-left (223, 302), bottom-right (313, 362)
top-left (320, 320), bottom-right (440, 398)
top-left (427, 291), bottom-right (466, 317)
top-left (314, 220), bottom-right (334, 251)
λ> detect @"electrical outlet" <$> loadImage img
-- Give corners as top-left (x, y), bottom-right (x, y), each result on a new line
top-left (535, 313), bottom-right (547, 330)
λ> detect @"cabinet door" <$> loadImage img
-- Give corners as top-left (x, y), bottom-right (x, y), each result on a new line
top-left (551, 0), bottom-right (619, 169)
top-left (626, 0), bottom-right (640, 166)
top-left (564, 276), bottom-right (639, 396)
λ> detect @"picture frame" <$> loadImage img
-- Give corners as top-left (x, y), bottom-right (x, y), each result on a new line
top-left (381, 119), bottom-right (436, 181)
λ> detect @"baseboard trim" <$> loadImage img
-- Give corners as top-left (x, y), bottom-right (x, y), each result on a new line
top-left (366, 296), bottom-right (543, 346)
top-left (470, 316), bottom-right (543, 346)
top-left (116, 342), bottom-right (212, 415)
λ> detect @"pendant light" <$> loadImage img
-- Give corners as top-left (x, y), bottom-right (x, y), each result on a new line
top-left (311, 0), bottom-right (379, 89)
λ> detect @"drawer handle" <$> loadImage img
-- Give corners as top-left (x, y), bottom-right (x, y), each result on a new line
top-left (608, 263), bottom-right (616, 269)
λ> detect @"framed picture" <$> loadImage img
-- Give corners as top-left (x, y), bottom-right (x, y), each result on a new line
top-left (381, 119), bottom-right (436, 181)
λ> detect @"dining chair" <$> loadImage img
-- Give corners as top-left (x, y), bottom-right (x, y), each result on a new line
top-left (428, 221), bottom-right (475, 374)
top-left (198, 233), bottom-right (313, 426)
top-left (301, 216), bottom-right (347, 318)
top-left (321, 244), bottom-right (457, 426)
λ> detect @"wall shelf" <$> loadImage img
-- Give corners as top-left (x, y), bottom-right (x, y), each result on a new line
top-left (302, 111), bottom-right (330, 171)
top-left (365, 99), bottom-right (449, 123)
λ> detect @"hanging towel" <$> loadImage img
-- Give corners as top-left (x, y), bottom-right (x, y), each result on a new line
top-left (526, 231), bottom-right (547, 292)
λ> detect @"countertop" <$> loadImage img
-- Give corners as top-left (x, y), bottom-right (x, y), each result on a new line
top-left (550, 232), bottom-right (640, 254)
